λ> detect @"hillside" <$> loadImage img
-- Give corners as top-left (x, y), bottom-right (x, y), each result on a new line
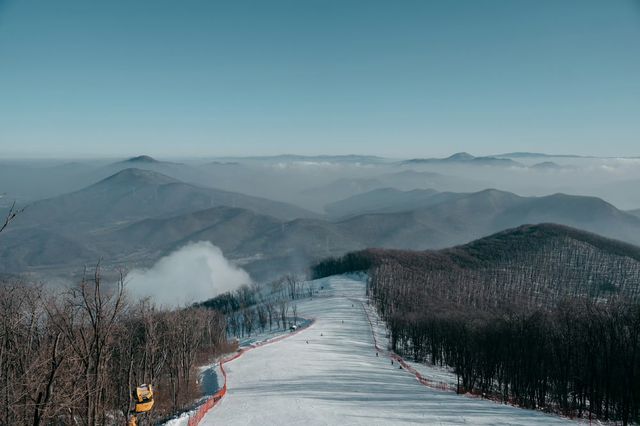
top-left (325, 188), bottom-right (439, 217)
top-left (327, 188), bottom-right (640, 247)
top-left (101, 206), bottom-right (283, 255)
top-left (0, 228), bottom-right (99, 272)
top-left (301, 170), bottom-right (483, 210)
top-left (0, 170), bottom-right (317, 277)
top-left (95, 208), bottom-right (363, 280)
top-left (315, 223), bottom-right (640, 304)
top-left (311, 226), bottom-right (640, 422)
top-left (12, 168), bottom-right (316, 231)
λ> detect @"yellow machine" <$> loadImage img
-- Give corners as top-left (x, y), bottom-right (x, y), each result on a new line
top-left (134, 384), bottom-right (154, 413)
top-left (128, 384), bottom-right (155, 425)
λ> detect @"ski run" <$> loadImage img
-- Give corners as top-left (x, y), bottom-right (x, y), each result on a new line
top-left (190, 275), bottom-right (581, 425)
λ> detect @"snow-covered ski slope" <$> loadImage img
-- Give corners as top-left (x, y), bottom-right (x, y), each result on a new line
top-left (201, 275), bottom-right (576, 425)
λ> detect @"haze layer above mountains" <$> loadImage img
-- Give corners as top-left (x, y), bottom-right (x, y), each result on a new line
top-left (2, 153), bottom-right (640, 282)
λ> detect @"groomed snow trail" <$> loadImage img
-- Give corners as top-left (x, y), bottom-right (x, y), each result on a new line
top-left (200, 276), bottom-right (575, 425)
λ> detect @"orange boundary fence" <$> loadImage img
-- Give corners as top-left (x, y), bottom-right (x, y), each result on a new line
top-left (186, 320), bottom-right (315, 426)
top-left (357, 299), bottom-right (454, 393)
top-left (358, 299), bottom-right (588, 422)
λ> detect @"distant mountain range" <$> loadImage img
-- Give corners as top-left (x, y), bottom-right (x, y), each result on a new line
top-left (0, 158), bottom-right (640, 279)
top-left (300, 169), bottom-right (486, 210)
top-left (0, 169), bottom-right (318, 276)
top-left (494, 152), bottom-right (586, 159)
top-left (4, 164), bottom-right (640, 282)
top-left (11, 168), bottom-right (316, 231)
top-left (209, 154), bottom-right (390, 164)
top-left (401, 152), bottom-right (523, 167)
top-left (325, 187), bottom-right (640, 232)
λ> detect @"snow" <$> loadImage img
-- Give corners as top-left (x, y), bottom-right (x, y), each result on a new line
top-left (163, 411), bottom-right (191, 426)
top-left (361, 297), bottom-right (460, 391)
top-left (200, 275), bottom-right (579, 425)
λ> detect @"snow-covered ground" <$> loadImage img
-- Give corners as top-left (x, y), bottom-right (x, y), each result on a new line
top-left (199, 275), bottom-right (579, 425)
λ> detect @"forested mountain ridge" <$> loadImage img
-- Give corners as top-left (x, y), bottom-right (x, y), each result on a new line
top-left (314, 223), bottom-right (640, 305)
top-left (312, 224), bottom-right (640, 423)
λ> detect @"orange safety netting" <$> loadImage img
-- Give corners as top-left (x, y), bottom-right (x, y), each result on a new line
top-left (186, 320), bottom-right (315, 425)
top-left (357, 299), bottom-right (454, 393)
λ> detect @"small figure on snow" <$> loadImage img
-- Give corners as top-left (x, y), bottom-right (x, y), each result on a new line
top-left (321, 333), bottom-right (323, 337)
top-left (391, 360), bottom-right (394, 365)
top-left (376, 352), bottom-right (378, 357)
top-left (306, 340), bottom-right (309, 344)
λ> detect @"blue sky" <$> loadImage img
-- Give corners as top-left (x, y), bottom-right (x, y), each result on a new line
top-left (0, 0), bottom-right (639, 158)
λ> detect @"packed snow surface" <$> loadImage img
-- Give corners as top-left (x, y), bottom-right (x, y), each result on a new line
top-left (201, 275), bottom-right (575, 425)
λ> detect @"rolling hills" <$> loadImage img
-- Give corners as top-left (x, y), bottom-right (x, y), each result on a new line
top-left (97, 187), bottom-right (640, 280)
top-left (4, 169), bottom-right (640, 282)
top-left (326, 188), bottom-right (640, 245)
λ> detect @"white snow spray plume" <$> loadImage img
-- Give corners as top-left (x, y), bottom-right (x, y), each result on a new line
top-left (126, 241), bottom-right (251, 307)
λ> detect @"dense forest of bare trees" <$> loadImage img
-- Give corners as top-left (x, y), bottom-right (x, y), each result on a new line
top-left (0, 269), bottom-right (230, 425)
top-left (312, 224), bottom-right (640, 424)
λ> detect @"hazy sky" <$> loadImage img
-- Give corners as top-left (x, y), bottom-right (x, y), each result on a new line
top-left (1, 0), bottom-right (639, 158)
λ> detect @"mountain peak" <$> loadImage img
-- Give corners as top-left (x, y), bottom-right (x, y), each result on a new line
top-left (94, 168), bottom-right (178, 187)
top-left (531, 161), bottom-right (562, 170)
top-left (462, 223), bottom-right (640, 262)
top-left (446, 152), bottom-right (475, 161)
top-left (123, 155), bottom-right (158, 163)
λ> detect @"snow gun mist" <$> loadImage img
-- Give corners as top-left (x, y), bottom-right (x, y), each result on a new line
top-left (125, 241), bottom-right (251, 307)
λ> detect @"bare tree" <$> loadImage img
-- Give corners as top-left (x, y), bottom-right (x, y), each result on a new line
top-left (278, 300), bottom-right (289, 329)
top-left (0, 201), bottom-right (23, 236)
top-left (284, 275), bottom-right (299, 300)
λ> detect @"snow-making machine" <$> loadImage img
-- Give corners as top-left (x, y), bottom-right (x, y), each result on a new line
top-left (133, 384), bottom-right (154, 413)
top-left (127, 384), bottom-right (155, 426)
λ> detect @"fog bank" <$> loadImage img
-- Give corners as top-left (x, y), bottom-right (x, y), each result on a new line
top-left (126, 241), bottom-right (251, 307)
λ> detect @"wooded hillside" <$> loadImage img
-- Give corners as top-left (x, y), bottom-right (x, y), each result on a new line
top-left (312, 224), bottom-right (640, 424)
